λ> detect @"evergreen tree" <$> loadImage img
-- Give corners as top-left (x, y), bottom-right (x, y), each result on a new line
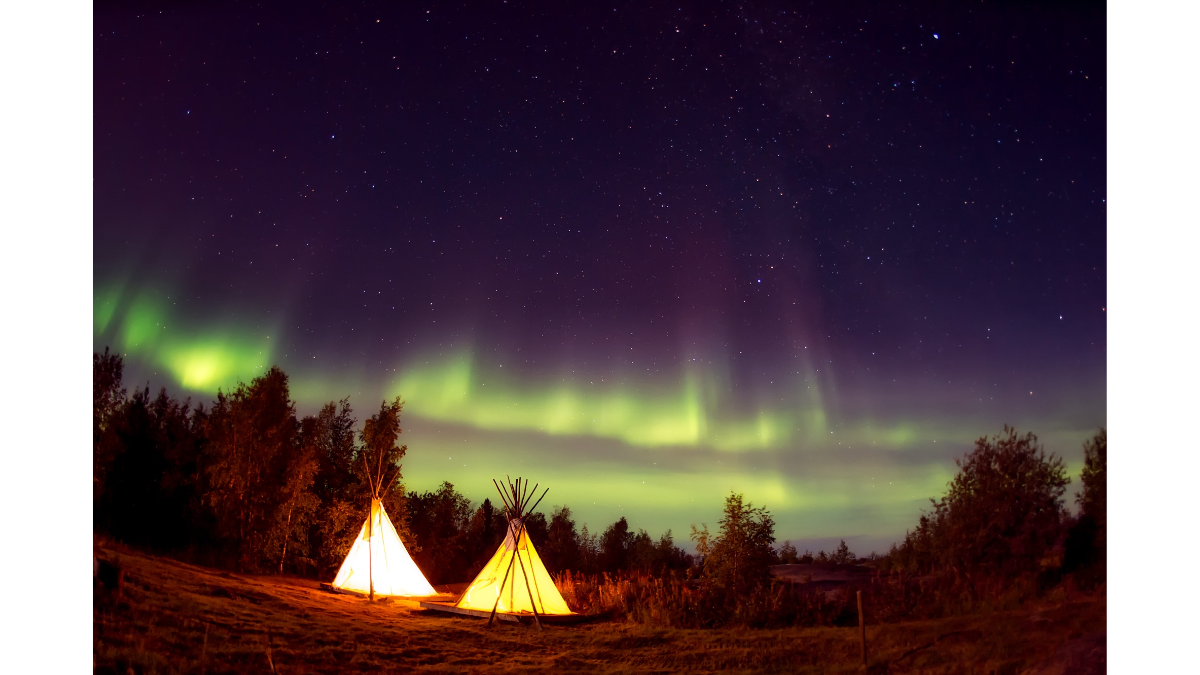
top-left (831, 539), bottom-right (855, 564)
top-left (463, 498), bottom-right (504, 575)
top-left (692, 492), bottom-right (776, 592)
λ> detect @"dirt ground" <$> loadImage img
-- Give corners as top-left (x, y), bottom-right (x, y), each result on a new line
top-left (94, 546), bottom-right (1105, 674)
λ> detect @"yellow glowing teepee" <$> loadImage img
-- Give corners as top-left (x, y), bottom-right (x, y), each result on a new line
top-left (455, 477), bottom-right (573, 624)
top-left (331, 498), bottom-right (435, 597)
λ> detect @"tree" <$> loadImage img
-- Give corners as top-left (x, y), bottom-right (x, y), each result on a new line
top-left (271, 440), bottom-right (320, 574)
top-left (692, 492), bottom-right (776, 592)
top-left (1065, 428), bottom-right (1106, 578)
top-left (831, 539), bottom-right (855, 565)
top-left (463, 498), bottom-right (505, 575)
top-left (541, 505), bottom-right (581, 574)
top-left (354, 397), bottom-right (416, 548)
top-left (578, 524), bottom-right (601, 573)
top-left (203, 366), bottom-right (300, 571)
top-left (1078, 428), bottom-right (1106, 547)
top-left (406, 481), bottom-right (474, 583)
top-left (778, 541), bottom-right (799, 564)
top-left (357, 398), bottom-right (407, 502)
top-left (629, 529), bottom-right (657, 572)
top-left (600, 517), bottom-right (635, 573)
top-left (523, 511), bottom-right (550, 549)
top-left (308, 399), bottom-right (358, 506)
top-left (303, 400), bottom-right (361, 576)
top-left (894, 426), bottom-right (1069, 585)
top-left (649, 529), bottom-right (693, 574)
top-left (93, 348), bottom-right (126, 510)
top-left (106, 386), bottom-right (201, 549)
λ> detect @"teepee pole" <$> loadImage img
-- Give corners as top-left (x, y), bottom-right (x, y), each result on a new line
top-left (368, 502), bottom-right (375, 601)
top-left (375, 440), bottom-right (386, 497)
top-left (513, 521), bottom-right (543, 630)
top-left (521, 483), bottom-right (539, 511)
top-left (492, 479), bottom-right (514, 512)
top-left (528, 487), bottom-right (549, 515)
top-left (488, 535), bottom-right (520, 627)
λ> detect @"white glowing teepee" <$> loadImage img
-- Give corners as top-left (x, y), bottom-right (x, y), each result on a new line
top-left (456, 478), bottom-right (573, 625)
top-left (329, 412), bottom-right (435, 599)
top-left (331, 498), bottom-right (435, 597)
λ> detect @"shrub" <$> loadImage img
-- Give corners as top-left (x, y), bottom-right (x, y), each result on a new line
top-left (778, 541), bottom-right (799, 564)
top-left (886, 426), bottom-right (1070, 595)
top-left (692, 492), bottom-right (776, 593)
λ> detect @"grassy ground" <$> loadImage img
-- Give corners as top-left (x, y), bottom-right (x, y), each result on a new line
top-left (94, 545), bottom-right (1105, 674)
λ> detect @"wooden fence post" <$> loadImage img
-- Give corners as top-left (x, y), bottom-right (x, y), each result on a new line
top-left (857, 590), bottom-right (867, 667)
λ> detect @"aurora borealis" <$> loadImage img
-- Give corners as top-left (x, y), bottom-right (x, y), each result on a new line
top-left (94, 2), bottom-right (1106, 554)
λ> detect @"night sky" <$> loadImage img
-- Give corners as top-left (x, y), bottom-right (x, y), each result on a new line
top-left (94, 1), bottom-right (1106, 553)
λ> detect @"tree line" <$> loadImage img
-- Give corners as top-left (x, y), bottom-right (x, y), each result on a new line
top-left (96, 347), bottom-right (1106, 615)
top-left (558, 426), bottom-right (1106, 628)
top-left (93, 349), bottom-right (692, 582)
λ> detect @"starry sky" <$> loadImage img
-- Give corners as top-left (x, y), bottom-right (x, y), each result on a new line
top-left (94, 1), bottom-right (1106, 554)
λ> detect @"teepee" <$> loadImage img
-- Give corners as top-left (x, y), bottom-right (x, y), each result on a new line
top-left (455, 477), bottom-right (573, 626)
top-left (331, 497), bottom-right (435, 598)
top-left (330, 403), bottom-right (434, 599)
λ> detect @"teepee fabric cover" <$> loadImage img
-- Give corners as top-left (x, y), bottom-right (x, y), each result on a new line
top-left (332, 499), bottom-right (435, 597)
top-left (456, 517), bottom-right (572, 615)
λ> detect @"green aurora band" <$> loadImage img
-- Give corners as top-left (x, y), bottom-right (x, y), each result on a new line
top-left (95, 287), bottom-right (277, 392)
top-left (94, 287), bottom-right (1098, 551)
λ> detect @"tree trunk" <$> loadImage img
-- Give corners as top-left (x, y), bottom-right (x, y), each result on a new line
top-left (279, 504), bottom-right (294, 574)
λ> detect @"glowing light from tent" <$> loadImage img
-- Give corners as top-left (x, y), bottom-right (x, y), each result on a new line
top-left (332, 500), bottom-right (435, 597)
top-left (456, 518), bottom-right (572, 615)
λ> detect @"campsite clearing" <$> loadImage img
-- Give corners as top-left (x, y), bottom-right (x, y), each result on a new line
top-left (94, 545), bottom-right (1105, 674)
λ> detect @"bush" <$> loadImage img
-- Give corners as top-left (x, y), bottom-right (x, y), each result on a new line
top-left (884, 426), bottom-right (1070, 596)
top-left (778, 541), bottom-right (799, 564)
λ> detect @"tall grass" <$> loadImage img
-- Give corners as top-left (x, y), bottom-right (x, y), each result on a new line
top-left (555, 570), bottom-right (853, 628)
top-left (554, 567), bottom-right (1086, 629)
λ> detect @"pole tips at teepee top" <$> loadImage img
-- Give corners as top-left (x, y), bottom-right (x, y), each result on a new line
top-left (491, 476), bottom-right (549, 520)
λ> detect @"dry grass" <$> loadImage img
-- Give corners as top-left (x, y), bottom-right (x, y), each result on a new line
top-left (94, 545), bottom-right (1105, 674)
